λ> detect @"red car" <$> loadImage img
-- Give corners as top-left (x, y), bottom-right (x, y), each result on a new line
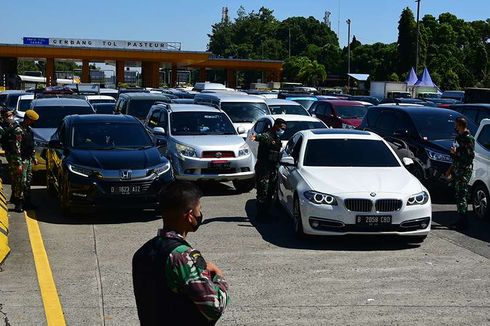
top-left (308, 100), bottom-right (368, 129)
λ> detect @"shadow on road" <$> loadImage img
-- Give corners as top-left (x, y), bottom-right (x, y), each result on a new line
top-left (243, 199), bottom-right (420, 251)
top-left (427, 185), bottom-right (455, 205)
top-left (197, 181), bottom-right (240, 197)
top-left (432, 210), bottom-right (490, 244)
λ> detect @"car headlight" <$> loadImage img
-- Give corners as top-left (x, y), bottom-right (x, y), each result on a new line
top-left (304, 190), bottom-right (338, 205)
top-left (175, 143), bottom-right (197, 158)
top-left (407, 191), bottom-right (429, 206)
top-left (34, 139), bottom-right (48, 147)
top-left (238, 143), bottom-right (250, 157)
top-left (152, 162), bottom-right (171, 176)
top-left (68, 164), bottom-right (99, 178)
top-left (426, 149), bottom-right (452, 163)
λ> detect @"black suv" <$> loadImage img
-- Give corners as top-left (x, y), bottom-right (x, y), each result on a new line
top-left (448, 104), bottom-right (490, 126)
top-left (114, 92), bottom-right (171, 120)
top-left (46, 114), bottom-right (173, 215)
top-left (359, 105), bottom-right (477, 187)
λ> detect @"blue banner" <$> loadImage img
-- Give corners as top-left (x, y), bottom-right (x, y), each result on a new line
top-left (23, 37), bottom-right (49, 45)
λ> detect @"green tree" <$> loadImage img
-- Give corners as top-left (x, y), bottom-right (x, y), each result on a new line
top-left (17, 60), bottom-right (39, 74)
top-left (397, 7), bottom-right (417, 75)
top-left (297, 60), bottom-right (327, 86)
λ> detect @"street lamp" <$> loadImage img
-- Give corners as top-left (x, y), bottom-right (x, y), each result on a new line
top-left (346, 19), bottom-right (351, 89)
top-left (415, 0), bottom-right (421, 73)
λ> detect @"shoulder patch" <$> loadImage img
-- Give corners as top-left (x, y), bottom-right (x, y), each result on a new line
top-left (189, 249), bottom-right (207, 270)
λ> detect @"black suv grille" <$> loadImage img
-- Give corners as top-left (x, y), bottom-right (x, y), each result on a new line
top-left (344, 199), bottom-right (373, 212)
top-left (375, 199), bottom-right (403, 212)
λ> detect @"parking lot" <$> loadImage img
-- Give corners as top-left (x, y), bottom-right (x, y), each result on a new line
top-left (1, 178), bottom-right (490, 326)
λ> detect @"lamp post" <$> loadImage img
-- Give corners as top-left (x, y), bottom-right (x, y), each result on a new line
top-left (346, 19), bottom-right (351, 89)
top-left (415, 0), bottom-right (421, 73)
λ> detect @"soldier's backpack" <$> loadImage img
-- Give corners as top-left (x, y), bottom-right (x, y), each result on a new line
top-left (132, 235), bottom-right (214, 326)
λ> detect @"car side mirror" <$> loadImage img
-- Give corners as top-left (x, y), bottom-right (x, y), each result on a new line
top-left (402, 157), bottom-right (414, 166)
top-left (280, 156), bottom-right (296, 167)
top-left (153, 127), bottom-right (166, 135)
top-left (48, 139), bottom-right (62, 149)
top-left (237, 126), bottom-right (246, 134)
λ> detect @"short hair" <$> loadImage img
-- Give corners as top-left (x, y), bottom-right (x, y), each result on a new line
top-left (274, 118), bottom-right (287, 127)
top-left (160, 180), bottom-right (202, 216)
top-left (456, 116), bottom-right (468, 128)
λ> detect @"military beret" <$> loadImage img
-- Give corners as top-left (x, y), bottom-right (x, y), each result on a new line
top-left (25, 109), bottom-right (39, 121)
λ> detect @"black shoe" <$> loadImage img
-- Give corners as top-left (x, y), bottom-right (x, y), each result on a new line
top-left (14, 202), bottom-right (24, 213)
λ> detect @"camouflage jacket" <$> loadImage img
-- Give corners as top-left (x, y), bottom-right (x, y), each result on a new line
top-left (161, 230), bottom-right (229, 321)
top-left (255, 130), bottom-right (282, 167)
top-left (451, 130), bottom-right (475, 173)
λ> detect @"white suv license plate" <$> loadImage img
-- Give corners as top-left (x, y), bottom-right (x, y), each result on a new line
top-left (110, 185), bottom-right (142, 195)
top-left (356, 215), bottom-right (392, 226)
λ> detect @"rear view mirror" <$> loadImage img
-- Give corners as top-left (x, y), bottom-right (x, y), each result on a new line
top-left (237, 126), bottom-right (246, 134)
top-left (48, 139), bottom-right (62, 149)
top-left (153, 127), bottom-right (166, 135)
top-left (280, 156), bottom-right (296, 167)
top-left (402, 157), bottom-right (414, 166)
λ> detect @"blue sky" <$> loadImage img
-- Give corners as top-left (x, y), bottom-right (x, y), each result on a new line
top-left (1, 0), bottom-right (489, 50)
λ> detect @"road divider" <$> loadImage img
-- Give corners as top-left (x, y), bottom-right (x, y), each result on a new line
top-left (0, 180), bottom-right (9, 264)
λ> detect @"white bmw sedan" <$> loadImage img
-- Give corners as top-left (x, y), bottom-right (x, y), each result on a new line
top-left (277, 129), bottom-right (431, 242)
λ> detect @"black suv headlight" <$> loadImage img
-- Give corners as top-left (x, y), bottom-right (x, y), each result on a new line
top-left (150, 162), bottom-right (171, 176)
top-left (407, 191), bottom-right (429, 206)
top-left (68, 164), bottom-right (100, 178)
top-left (304, 190), bottom-right (338, 205)
top-left (425, 149), bottom-right (452, 163)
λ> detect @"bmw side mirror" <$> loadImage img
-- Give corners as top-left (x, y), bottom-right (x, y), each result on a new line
top-left (48, 139), bottom-right (62, 149)
top-left (153, 127), bottom-right (166, 135)
top-left (280, 156), bottom-right (296, 167)
top-left (237, 126), bottom-right (246, 134)
top-left (402, 157), bottom-right (414, 166)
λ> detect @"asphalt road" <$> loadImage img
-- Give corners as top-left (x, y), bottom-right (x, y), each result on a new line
top-left (1, 178), bottom-right (490, 325)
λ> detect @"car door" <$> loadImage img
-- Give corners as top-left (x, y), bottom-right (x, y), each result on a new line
top-left (155, 110), bottom-right (169, 155)
top-left (473, 122), bottom-right (490, 188)
top-left (49, 123), bottom-right (67, 192)
top-left (247, 118), bottom-right (268, 158)
top-left (278, 134), bottom-right (302, 212)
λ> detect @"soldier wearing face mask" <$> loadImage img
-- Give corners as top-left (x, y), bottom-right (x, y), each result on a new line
top-left (250, 118), bottom-right (287, 220)
top-left (133, 181), bottom-right (229, 326)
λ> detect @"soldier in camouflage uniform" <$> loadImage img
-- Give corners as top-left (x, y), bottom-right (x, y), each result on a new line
top-left (0, 108), bottom-right (16, 184)
top-left (133, 181), bottom-right (229, 325)
top-left (251, 118), bottom-right (287, 220)
top-left (5, 110), bottom-right (39, 212)
top-left (446, 117), bottom-right (475, 229)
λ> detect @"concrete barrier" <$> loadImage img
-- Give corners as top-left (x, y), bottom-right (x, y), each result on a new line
top-left (0, 180), bottom-right (9, 264)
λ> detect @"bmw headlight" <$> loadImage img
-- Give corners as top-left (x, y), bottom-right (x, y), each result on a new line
top-left (304, 191), bottom-right (338, 205)
top-left (407, 191), bottom-right (429, 206)
top-left (68, 164), bottom-right (99, 178)
top-left (426, 149), bottom-right (452, 163)
top-left (238, 143), bottom-right (250, 157)
top-left (175, 143), bottom-right (197, 158)
top-left (152, 162), bottom-right (171, 176)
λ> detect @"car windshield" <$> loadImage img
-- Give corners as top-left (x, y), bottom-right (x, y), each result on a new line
top-left (304, 139), bottom-right (400, 167)
top-left (290, 99), bottom-right (316, 110)
top-left (335, 106), bottom-right (368, 119)
top-left (89, 99), bottom-right (115, 105)
top-left (281, 121), bottom-right (326, 140)
top-left (269, 105), bottom-right (309, 116)
top-left (220, 102), bottom-right (269, 123)
top-left (128, 99), bottom-right (165, 119)
top-left (33, 106), bottom-right (94, 128)
top-left (93, 103), bottom-right (116, 114)
top-left (19, 99), bottom-right (33, 111)
top-left (170, 112), bottom-right (237, 136)
top-left (73, 122), bottom-right (153, 149)
top-left (410, 111), bottom-right (477, 140)
top-left (7, 94), bottom-right (23, 110)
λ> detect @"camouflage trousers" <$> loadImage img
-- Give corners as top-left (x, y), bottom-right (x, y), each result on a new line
top-left (453, 168), bottom-right (472, 214)
top-left (255, 164), bottom-right (278, 206)
top-left (7, 155), bottom-right (33, 201)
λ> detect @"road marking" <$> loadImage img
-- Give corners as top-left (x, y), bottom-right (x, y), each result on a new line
top-left (25, 210), bottom-right (66, 326)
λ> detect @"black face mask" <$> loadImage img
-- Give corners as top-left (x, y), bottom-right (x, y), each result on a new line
top-left (191, 211), bottom-right (203, 232)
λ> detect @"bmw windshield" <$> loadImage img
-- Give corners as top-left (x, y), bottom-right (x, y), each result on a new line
top-left (220, 102), bottom-right (269, 123)
top-left (170, 112), bottom-right (237, 136)
top-left (304, 139), bottom-right (400, 167)
top-left (72, 122), bottom-right (153, 149)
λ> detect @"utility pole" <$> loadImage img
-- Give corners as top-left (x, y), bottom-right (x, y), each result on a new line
top-left (346, 19), bottom-right (351, 89)
top-left (288, 27), bottom-right (291, 58)
top-left (415, 0), bottom-right (421, 73)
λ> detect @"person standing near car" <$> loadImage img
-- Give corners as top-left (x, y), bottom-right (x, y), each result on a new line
top-left (250, 118), bottom-right (287, 220)
top-left (132, 181), bottom-right (229, 326)
top-left (446, 117), bottom-right (475, 229)
top-left (5, 110), bottom-right (39, 212)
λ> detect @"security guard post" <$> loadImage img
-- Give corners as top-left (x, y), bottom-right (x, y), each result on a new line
top-left (8, 110), bottom-right (39, 212)
top-left (446, 117), bottom-right (475, 229)
top-left (251, 118), bottom-right (287, 220)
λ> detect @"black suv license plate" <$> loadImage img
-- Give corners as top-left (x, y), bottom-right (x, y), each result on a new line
top-left (356, 215), bottom-right (392, 226)
top-left (110, 185), bottom-right (142, 195)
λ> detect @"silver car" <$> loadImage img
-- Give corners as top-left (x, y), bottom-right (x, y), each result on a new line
top-left (144, 103), bottom-right (256, 192)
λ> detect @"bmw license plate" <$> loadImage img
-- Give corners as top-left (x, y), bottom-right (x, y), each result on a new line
top-left (208, 160), bottom-right (230, 169)
top-left (110, 185), bottom-right (142, 195)
top-left (356, 215), bottom-right (392, 226)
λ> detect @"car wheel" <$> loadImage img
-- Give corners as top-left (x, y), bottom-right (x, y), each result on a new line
top-left (292, 196), bottom-right (305, 238)
top-left (473, 183), bottom-right (489, 220)
top-left (233, 178), bottom-right (255, 193)
top-left (406, 235), bottom-right (427, 244)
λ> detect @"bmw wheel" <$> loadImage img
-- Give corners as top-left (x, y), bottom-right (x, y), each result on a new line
top-left (473, 184), bottom-right (489, 220)
top-left (292, 197), bottom-right (305, 238)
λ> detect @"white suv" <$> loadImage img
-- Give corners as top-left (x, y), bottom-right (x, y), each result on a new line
top-left (470, 119), bottom-right (490, 219)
